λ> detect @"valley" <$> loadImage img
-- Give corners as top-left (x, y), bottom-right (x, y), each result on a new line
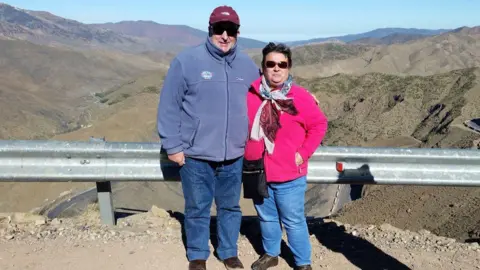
top-left (0, 1), bottom-right (479, 252)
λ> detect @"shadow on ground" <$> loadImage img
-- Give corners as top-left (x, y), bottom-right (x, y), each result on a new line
top-left (310, 220), bottom-right (411, 270)
top-left (164, 212), bottom-right (411, 270)
top-left (114, 207), bottom-right (148, 220)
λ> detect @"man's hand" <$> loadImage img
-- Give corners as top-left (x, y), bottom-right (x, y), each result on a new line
top-left (295, 152), bottom-right (304, 166)
top-left (168, 152), bottom-right (185, 166)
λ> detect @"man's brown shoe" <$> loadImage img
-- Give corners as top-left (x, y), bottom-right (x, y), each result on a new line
top-left (295, 265), bottom-right (312, 270)
top-left (223, 256), bottom-right (244, 269)
top-left (189, 260), bottom-right (207, 270)
top-left (251, 254), bottom-right (279, 270)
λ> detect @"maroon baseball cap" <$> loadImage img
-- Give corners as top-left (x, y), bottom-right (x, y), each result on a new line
top-left (209, 5), bottom-right (240, 26)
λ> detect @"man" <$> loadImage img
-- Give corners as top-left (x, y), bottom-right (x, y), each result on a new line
top-left (157, 5), bottom-right (260, 270)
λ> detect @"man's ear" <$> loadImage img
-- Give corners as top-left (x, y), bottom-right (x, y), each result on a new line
top-left (208, 25), bottom-right (213, 37)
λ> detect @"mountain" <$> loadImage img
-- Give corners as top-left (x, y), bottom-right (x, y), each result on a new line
top-left (0, 3), bottom-right (154, 53)
top-left (292, 26), bottom-right (480, 78)
top-left (287, 27), bottom-right (450, 46)
top-left (0, 3), bottom-right (266, 53)
top-left (297, 68), bottom-right (480, 147)
top-left (0, 37), bottom-right (166, 140)
top-left (90, 20), bottom-right (267, 50)
top-left (249, 42), bottom-right (373, 67)
top-left (299, 68), bottom-right (480, 241)
top-left (350, 33), bottom-right (429, 45)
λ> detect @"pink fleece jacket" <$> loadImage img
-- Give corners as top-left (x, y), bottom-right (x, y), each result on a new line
top-left (244, 77), bottom-right (328, 183)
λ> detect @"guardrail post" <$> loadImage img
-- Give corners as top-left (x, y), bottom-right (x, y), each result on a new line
top-left (96, 181), bottom-right (115, 225)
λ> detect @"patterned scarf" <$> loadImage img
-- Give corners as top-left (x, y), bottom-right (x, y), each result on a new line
top-left (250, 74), bottom-right (298, 154)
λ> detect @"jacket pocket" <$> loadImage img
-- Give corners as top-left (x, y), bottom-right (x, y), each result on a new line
top-left (180, 113), bottom-right (200, 147)
top-left (188, 119), bottom-right (200, 146)
top-left (280, 147), bottom-right (299, 174)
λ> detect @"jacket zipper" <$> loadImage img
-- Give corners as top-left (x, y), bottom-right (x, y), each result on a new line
top-left (224, 60), bottom-right (229, 160)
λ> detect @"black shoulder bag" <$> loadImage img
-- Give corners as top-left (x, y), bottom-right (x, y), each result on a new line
top-left (242, 150), bottom-right (269, 199)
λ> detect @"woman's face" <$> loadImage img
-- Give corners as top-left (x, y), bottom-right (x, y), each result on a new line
top-left (263, 52), bottom-right (290, 88)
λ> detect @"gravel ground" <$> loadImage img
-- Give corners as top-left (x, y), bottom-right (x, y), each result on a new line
top-left (1, 205), bottom-right (479, 270)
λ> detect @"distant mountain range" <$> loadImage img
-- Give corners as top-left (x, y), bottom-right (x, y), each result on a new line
top-left (89, 20), bottom-right (267, 51)
top-left (286, 28), bottom-right (451, 46)
top-left (0, 2), bottom-right (455, 53)
top-left (291, 26), bottom-right (480, 78)
top-left (0, 3), bottom-right (265, 52)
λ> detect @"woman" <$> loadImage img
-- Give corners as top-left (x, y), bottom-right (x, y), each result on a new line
top-left (244, 42), bottom-right (328, 270)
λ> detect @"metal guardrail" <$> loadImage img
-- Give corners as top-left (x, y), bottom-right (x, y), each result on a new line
top-left (1, 139), bottom-right (479, 225)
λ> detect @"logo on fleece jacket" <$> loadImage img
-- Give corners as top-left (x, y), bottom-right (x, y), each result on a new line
top-left (201, 71), bottom-right (213, 80)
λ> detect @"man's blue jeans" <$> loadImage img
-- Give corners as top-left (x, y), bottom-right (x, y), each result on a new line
top-left (179, 156), bottom-right (243, 261)
top-left (254, 176), bottom-right (311, 266)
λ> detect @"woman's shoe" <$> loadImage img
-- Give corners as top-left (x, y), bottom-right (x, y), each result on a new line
top-left (251, 254), bottom-right (279, 270)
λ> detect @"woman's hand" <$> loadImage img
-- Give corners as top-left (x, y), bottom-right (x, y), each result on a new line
top-left (310, 92), bottom-right (319, 105)
top-left (295, 152), bottom-right (304, 165)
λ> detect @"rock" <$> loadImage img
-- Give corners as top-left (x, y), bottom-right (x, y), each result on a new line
top-left (150, 205), bottom-right (170, 218)
top-left (419, 229), bottom-right (431, 236)
top-left (5, 235), bottom-right (14, 240)
top-left (380, 223), bottom-right (402, 233)
top-left (7, 213), bottom-right (46, 224)
top-left (35, 220), bottom-right (46, 226)
top-left (51, 218), bottom-right (62, 226)
top-left (0, 215), bottom-right (11, 224)
top-left (59, 190), bottom-right (73, 198)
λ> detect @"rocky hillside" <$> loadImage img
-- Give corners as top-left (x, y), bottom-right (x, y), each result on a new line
top-left (0, 70), bottom-right (167, 213)
top-left (0, 38), bottom-right (166, 140)
top-left (297, 67), bottom-right (480, 147)
top-left (299, 67), bottom-right (480, 243)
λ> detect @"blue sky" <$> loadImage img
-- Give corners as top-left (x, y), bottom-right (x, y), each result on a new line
top-left (4, 0), bottom-right (480, 41)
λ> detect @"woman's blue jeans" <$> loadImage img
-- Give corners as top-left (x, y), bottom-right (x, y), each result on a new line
top-left (254, 176), bottom-right (311, 266)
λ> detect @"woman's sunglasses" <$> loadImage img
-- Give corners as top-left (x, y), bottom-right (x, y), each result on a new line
top-left (265, 61), bottom-right (289, 69)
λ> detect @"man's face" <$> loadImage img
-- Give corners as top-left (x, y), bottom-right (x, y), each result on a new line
top-left (210, 22), bottom-right (239, 53)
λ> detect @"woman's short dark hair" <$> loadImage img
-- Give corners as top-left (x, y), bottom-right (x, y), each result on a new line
top-left (261, 42), bottom-right (293, 68)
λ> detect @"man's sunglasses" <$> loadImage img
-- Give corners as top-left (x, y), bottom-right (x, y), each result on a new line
top-left (211, 23), bottom-right (238, 37)
top-left (265, 61), bottom-right (289, 69)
